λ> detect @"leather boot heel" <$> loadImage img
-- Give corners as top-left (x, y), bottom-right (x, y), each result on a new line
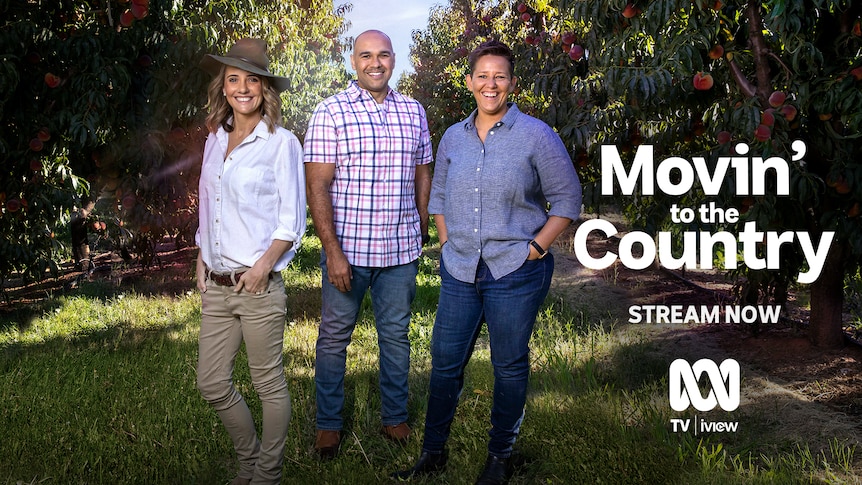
top-left (391, 449), bottom-right (448, 480)
top-left (475, 454), bottom-right (512, 485)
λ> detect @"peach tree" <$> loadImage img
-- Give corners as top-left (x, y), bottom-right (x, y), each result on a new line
top-left (404, 0), bottom-right (862, 348)
top-left (0, 0), bottom-right (349, 289)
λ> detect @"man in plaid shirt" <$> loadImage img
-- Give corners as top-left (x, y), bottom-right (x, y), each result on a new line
top-left (304, 29), bottom-right (433, 459)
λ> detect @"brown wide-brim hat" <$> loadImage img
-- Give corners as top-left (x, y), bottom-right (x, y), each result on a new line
top-left (200, 38), bottom-right (291, 92)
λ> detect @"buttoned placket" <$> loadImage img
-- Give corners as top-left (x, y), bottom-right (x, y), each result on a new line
top-left (474, 121), bottom-right (504, 256)
top-left (376, 96), bottom-right (391, 201)
top-left (213, 131), bottom-right (256, 270)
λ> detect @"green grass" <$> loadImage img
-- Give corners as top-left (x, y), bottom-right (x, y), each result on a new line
top-left (1, 232), bottom-right (860, 484)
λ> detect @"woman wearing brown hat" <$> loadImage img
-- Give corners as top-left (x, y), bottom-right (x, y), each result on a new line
top-left (195, 38), bottom-right (306, 485)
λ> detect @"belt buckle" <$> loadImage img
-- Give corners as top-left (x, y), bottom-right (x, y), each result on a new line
top-left (208, 269), bottom-right (241, 286)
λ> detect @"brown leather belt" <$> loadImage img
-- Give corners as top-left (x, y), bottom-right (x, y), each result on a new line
top-left (209, 271), bottom-right (245, 287)
top-left (207, 268), bottom-right (275, 287)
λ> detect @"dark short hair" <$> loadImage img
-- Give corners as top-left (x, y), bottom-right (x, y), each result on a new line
top-left (468, 40), bottom-right (515, 77)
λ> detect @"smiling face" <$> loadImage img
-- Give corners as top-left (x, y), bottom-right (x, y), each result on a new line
top-left (466, 54), bottom-right (517, 122)
top-left (223, 66), bottom-right (263, 121)
top-left (350, 30), bottom-right (395, 103)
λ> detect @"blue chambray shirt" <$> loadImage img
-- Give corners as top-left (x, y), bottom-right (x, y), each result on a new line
top-left (428, 103), bottom-right (582, 283)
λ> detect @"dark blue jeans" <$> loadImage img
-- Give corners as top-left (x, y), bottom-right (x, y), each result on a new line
top-left (421, 255), bottom-right (553, 457)
top-left (315, 251), bottom-right (419, 431)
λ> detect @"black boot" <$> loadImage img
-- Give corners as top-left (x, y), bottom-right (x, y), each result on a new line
top-left (475, 454), bottom-right (512, 485)
top-left (391, 449), bottom-right (448, 480)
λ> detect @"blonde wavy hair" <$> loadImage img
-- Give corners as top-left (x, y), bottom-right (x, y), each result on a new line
top-left (204, 64), bottom-right (283, 134)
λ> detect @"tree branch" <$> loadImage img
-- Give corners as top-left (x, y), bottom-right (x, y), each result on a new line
top-left (767, 51), bottom-right (792, 81)
top-left (727, 58), bottom-right (756, 98)
top-left (746, 1), bottom-right (773, 100)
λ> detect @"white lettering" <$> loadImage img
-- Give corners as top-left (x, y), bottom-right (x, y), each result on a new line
top-left (724, 305), bottom-right (781, 324)
top-left (600, 145), bottom-right (791, 196)
top-left (670, 418), bottom-right (690, 432)
top-left (700, 419), bottom-right (740, 433)
top-left (573, 220), bottom-right (835, 283)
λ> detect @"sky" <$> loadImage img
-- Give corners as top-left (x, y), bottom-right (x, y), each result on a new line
top-left (336, 0), bottom-right (444, 82)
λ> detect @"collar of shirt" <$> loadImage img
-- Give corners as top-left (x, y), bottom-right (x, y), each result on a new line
top-left (461, 102), bottom-right (520, 133)
top-left (216, 116), bottom-right (273, 149)
top-left (346, 79), bottom-right (393, 104)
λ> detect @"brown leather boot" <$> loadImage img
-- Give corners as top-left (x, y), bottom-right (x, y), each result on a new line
top-left (381, 422), bottom-right (411, 443)
top-left (314, 429), bottom-right (342, 460)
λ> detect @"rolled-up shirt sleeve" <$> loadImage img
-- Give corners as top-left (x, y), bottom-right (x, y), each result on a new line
top-left (273, 133), bottom-right (306, 246)
top-left (536, 126), bottom-right (582, 221)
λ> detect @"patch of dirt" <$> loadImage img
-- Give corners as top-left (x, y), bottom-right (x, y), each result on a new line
top-left (0, 239), bottom-right (197, 307)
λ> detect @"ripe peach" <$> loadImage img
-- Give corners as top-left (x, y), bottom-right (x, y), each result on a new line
top-left (37, 128), bottom-right (51, 142)
top-left (130, 3), bottom-right (148, 19)
top-left (44, 73), bottom-right (61, 88)
top-left (768, 90), bottom-right (786, 108)
top-left (716, 130), bottom-right (732, 144)
top-left (517, 3), bottom-right (527, 13)
top-left (6, 199), bottom-right (21, 213)
top-left (622, 3), bottom-right (641, 18)
top-left (120, 9), bottom-right (134, 27)
top-left (851, 66), bottom-right (862, 81)
top-left (708, 45), bottom-right (724, 60)
top-left (520, 12), bottom-right (531, 22)
top-left (29, 138), bottom-right (43, 152)
top-left (693, 71), bottom-right (714, 90)
top-left (835, 177), bottom-right (851, 194)
top-left (780, 104), bottom-right (797, 121)
top-left (569, 44), bottom-right (585, 61)
top-left (760, 109), bottom-right (775, 127)
top-left (754, 124), bottom-right (771, 142)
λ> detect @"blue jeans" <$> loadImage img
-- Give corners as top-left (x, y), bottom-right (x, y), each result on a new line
top-left (421, 255), bottom-right (553, 457)
top-left (315, 251), bottom-right (419, 430)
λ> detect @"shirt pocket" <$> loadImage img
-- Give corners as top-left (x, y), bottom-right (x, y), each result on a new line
top-left (231, 167), bottom-right (275, 207)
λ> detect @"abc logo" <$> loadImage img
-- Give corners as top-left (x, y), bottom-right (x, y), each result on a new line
top-left (668, 358), bottom-right (740, 412)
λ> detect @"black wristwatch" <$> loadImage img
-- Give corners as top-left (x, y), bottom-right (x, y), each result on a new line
top-left (422, 233), bottom-right (431, 246)
top-left (530, 240), bottom-right (548, 259)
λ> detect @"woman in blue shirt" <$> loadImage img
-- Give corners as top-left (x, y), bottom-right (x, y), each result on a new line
top-left (394, 40), bottom-right (581, 485)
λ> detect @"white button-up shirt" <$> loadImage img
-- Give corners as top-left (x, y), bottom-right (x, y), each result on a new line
top-left (196, 119), bottom-right (306, 273)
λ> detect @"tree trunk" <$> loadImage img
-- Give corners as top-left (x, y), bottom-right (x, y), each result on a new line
top-left (808, 241), bottom-right (848, 348)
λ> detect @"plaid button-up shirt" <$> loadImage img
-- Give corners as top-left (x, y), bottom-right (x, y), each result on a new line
top-left (304, 81), bottom-right (433, 267)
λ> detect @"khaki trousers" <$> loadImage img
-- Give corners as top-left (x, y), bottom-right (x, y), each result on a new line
top-left (197, 273), bottom-right (290, 485)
